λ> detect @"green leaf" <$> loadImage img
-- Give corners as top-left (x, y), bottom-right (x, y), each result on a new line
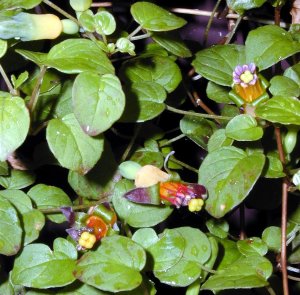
top-left (120, 55), bottom-right (182, 93)
top-left (255, 96), bottom-right (300, 125)
top-left (0, 39), bottom-right (7, 58)
top-left (262, 152), bottom-right (285, 178)
top-left (192, 45), bottom-right (246, 86)
top-left (262, 226), bottom-right (281, 252)
top-left (199, 147), bottom-right (265, 218)
top-left (75, 235), bottom-right (146, 292)
top-left (237, 237), bottom-right (268, 256)
top-left (112, 179), bottom-right (173, 227)
top-left (132, 228), bottom-right (159, 248)
top-left (0, 0), bottom-right (42, 10)
top-left (59, 282), bottom-right (108, 294)
top-left (131, 149), bottom-right (164, 168)
top-left (15, 49), bottom-right (48, 67)
top-left (151, 31), bottom-right (192, 57)
top-left (94, 11), bottom-right (116, 35)
top-left (207, 129), bottom-right (233, 153)
top-left (53, 80), bottom-right (73, 119)
top-left (11, 242), bottom-right (76, 288)
top-left (11, 71), bottom-right (28, 89)
top-left (154, 227), bottom-right (212, 287)
top-left (73, 72), bottom-right (125, 135)
top-left (284, 63), bottom-right (300, 86)
top-left (180, 114), bottom-right (217, 150)
top-left (46, 39), bottom-right (114, 74)
top-left (68, 142), bottom-right (117, 199)
top-left (0, 95), bottom-right (30, 161)
top-left (0, 195), bottom-right (22, 255)
top-left (269, 76), bottom-right (300, 97)
top-left (27, 184), bottom-right (72, 223)
top-left (225, 114), bottom-right (263, 141)
top-left (201, 255), bottom-right (272, 291)
top-left (246, 25), bottom-right (300, 71)
top-left (120, 81), bottom-right (166, 122)
top-left (226, 0), bottom-right (267, 14)
top-left (0, 170), bottom-right (35, 189)
top-left (46, 113), bottom-right (104, 174)
top-left (0, 161), bottom-right (8, 175)
top-left (206, 218), bottom-right (229, 239)
top-left (206, 81), bottom-right (231, 104)
top-left (148, 229), bottom-right (185, 272)
top-left (0, 189), bottom-right (45, 245)
top-left (131, 2), bottom-right (186, 31)
top-left (53, 238), bottom-right (77, 260)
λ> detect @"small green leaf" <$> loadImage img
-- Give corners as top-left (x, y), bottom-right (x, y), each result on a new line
top-left (262, 226), bottom-right (281, 252)
top-left (207, 129), bottom-right (233, 153)
top-left (269, 76), bottom-right (300, 97)
top-left (237, 237), bottom-right (268, 256)
top-left (27, 184), bottom-right (72, 223)
top-left (79, 10), bottom-right (95, 32)
top-left (180, 114), bottom-right (217, 150)
top-left (131, 149), bottom-right (164, 168)
top-left (52, 80), bottom-right (73, 119)
top-left (256, 96), bottom-right (300, 125)
top-left (225, 114), bottom-right (263, 141)
top-left (284, 63), bottom-right (300, 86)
top-left (46, 113), bottom-right (104, 174)
top-left (15, 49), bottom-right (48, 67)
top-left (262, 152), bottom-right (285, 178)
top-left (0, 195), bottom-right (22, 255)
top-left (68, 142), bottom-right (117, 199)
top-left (206, 81), bottom-right (231, 104)
top-left (73, 72), bottom-right (125, 135)
top-left (0, 170), bottom-right (35, 189)
top-left (0, 39), bottom-right (7, 58)
top-left (132, 228), bottom-right (159, 248)
top-left (0, 161), bottom-right (8, 175)
top-left (11, 71), bottom-right (28, 89)
top-left (206, 219), bottom-right (229, 239)
top-left (131, 2), bottom-right (186, 31)
top-left (94, 11), bottom-right (116, 35)
top-left (11, 242), bottom-right (76, 288)
top-left (23, 209), bottom-right (45, 245)
top-left (0, 95), bottom-right (30, 161)
top-left (53, 238), bottom-right (77, 260)
top-left (60, 282), bottom-right (108, 294)
top-left (192, 45), bottom-right (246, 86)
top-left (75, 235), bottom-right (146, 292)
top-left (120, 81), bottom-right (166, 122)
top-left (201, 255), bottom-right (272, 291)
top-left (112, 179), bottom-right (173, 227)
top-left (46, 39), bottom-right (114, 74)
top-left (0, 0), bottom-right (42, 10)
top-left (199, 147), bottom-right (265, 218)
top-left (246, 25), bottom-right (300, 71)
top-left (226, 0), bottom-right (267, 14)
top-left (120, 55), bottom-right (182, 93)
top-left (151, 31), bottom-right (192, 57)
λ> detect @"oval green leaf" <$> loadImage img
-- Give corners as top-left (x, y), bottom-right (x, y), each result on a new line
top-left (27, 184), bottom-right (72, 223)
top-left (237, 237), bottom-right (268, 256)
top-left (0, 195), bottom-right (22, 255)
top-left (0, 0), bottom-right (42, 9)
top-left (73, 72), bottom-right (125, 135)
top-left (0, 170), bottom-right (35, 189)
top-left (207, 129), bottom-right (233, 153)
top-left (75, 235), bottom-right (146, 292)
top-left (269, 76), bottom-right (300, 97)
top-left (199, 147), bottom-right (265, 218)
top-left (227, 0), bottom-right (267, 14)
top-left (131, 2), bottom-right (186, 31)
top-left (0, 95), bottom-right (30, 161)
top-left (206, 81), bottom-right (231, 104)
top-left (94, 11), bottom-right (116, 35)
top-left (256, 96), bottom-right (300, 125)
top-left (262, 226), bottom-right (281, 252)
top-left (47, 39), bottom-right (114, 74)
top-left (225, 114), bottom-right (263, 141)
top-left (112, 179), bottom-right (173, 227)
top-left (46, 113), bottom-right (104, 174)
top-left (11, 242), bottom-right (76, 288)
top-left (192, 45), bottom-right (246, 86)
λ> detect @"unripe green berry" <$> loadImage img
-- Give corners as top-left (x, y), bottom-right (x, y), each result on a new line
top-left (118, 161), bottom-right (142, 180)
top-left (283, 126), bottom-right (299, 154)
top-left (61, 19), bottom-right (79, 35)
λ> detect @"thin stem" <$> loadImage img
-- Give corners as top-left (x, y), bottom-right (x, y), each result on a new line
top-left (275, 6), bottom-right (281, 26)
top-left (265, 285), bottom-right (277, 295)
top-left (275, 126), bottom-right (289, 295)
top-left (225, 14), bottom-right (243, 45)
top-left (130, 33), bottom-right (151, 41)
top-left (42, 0), bottom-right (80, 25)
top-left (0, 64), bottom-right (15, 94)
top-left (120, 124), bottom-right (142, 162)
top-left (198, 263), bottom-right (217, 274)
top-left (27, 66), bottom-right (47, 112)
top-left (159, 134), bottom-right (186, 147)
top-left (165, 156), bottom-right (198, 174)
top-left (128, 25), bottom-right (143, 39)
top-left (204, 0), bottom-right (223, 45)
top-left (40, 197), bottom-right (109, 214)
top-left (165, 105), bottom-right (232, 120)
top-left (91, 2), bottom-right (112, 7)
top-left (288, 275), bottom-right (300, 282)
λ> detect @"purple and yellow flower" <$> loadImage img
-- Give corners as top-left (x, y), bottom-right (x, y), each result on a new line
top-left (232, 63), bottom-right (264, 103)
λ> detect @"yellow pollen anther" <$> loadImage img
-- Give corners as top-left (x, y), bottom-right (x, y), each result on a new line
top-left (78, 231), bottom-right (97, 249)
top-left (188, 198), bottom-right (204, 212)
top-left (240, 70), bottom-right (254, 84)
